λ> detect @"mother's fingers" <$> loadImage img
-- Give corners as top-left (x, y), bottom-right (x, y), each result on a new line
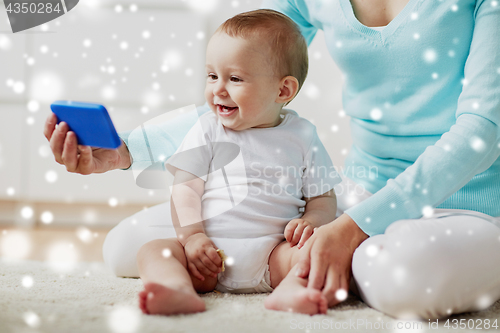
top-left (307, 247), bottom-right (328, 290)
top-left (43, 112), bottom-right (57, 141)
top-left (50, 121), bottom-right (69, 164)
top-left (76, 145), bottom-right (94, 175)
top-left (62, 131), bottom-right (79, 172)
top-left (323, 269), bottom-right (350, 307)
top-left (294, 237), bottom-right (312, 278)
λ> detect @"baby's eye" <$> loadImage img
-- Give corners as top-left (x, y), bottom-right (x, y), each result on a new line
top-left (230, 76), bottom-right (242, 82)
top-left (207, 74), bottom-right (217, 80)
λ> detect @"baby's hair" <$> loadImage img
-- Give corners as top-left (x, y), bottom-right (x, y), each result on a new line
top-left (216, 9), bottom-right (308, 100)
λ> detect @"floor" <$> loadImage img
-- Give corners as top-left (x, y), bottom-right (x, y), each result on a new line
top-left (0, 226), bottom-right (110, 262)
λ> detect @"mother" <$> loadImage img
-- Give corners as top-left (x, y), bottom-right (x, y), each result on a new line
top-left (44, 0), bottom-right (500, 319)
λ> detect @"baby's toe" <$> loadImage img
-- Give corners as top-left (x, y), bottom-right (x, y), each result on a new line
top-left (318, 295), bottom-right (328, 314)
top-left (138, 290), bottom-right (150, 314)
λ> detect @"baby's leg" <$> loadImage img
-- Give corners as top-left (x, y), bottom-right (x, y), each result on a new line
top-left (136, 238), bottom-right (217, 315)
top-left (264, 241), bottom-right (328, 315)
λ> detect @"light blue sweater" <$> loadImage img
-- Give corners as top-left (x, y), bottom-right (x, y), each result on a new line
top-left (121, 0), bottom-right (500, 236)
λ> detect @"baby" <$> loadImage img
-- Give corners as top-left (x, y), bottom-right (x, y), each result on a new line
top-left (137, 9), bottom-right (341, 316)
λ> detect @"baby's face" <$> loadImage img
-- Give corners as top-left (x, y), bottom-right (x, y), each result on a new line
top-left (204, 32), bottom-right (283, 131)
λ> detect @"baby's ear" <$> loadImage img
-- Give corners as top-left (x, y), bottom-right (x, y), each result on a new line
top-left (276, 76), bottom-right (299, 105)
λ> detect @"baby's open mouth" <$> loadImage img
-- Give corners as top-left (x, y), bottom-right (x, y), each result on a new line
top-left (217, 104), bottom-right (238, 116)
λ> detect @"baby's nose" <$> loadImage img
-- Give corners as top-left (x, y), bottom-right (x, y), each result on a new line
top-left (214, 82), bottom-right (227, 96)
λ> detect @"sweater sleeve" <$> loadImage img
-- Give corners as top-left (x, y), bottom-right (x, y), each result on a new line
top-left (118, 103), bottom-right (210, 170)
top-left (345, 0), bottom-right (500, 236)
top-left (260, 0), bottom-right (319, 45)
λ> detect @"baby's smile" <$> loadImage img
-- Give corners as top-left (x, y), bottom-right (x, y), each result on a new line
top-left (217, 104), bottom-right (239, 117)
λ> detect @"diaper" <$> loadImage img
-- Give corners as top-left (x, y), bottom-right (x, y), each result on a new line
top-left (215, 264), bottom-right (273, 294)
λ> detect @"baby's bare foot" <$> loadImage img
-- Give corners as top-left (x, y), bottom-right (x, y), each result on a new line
top-left (264, 277), bottom-right (328, 315)
top-left (138, 282), bottom-right (205, 315)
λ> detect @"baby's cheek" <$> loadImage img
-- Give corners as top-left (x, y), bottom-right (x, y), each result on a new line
top-left (204, 85), bottom-right (213, 102)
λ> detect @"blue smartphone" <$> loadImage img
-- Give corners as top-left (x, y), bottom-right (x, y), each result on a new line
top-left (50, 100), bottom-right (121, 149)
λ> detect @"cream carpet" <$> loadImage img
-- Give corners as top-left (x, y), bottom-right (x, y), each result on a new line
top-left (1, 259), bottom-right (499, 333)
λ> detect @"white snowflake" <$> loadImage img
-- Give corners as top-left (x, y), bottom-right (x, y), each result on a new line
top-left (0, 35), bottom-right (12, 50)
top-left (422, 205), bottom-right (434, 217)
top-left (13, 81), bottom-right (25, 94)
top-left (41, 211), bottom-right (54, 224)
top-left (6, 187), bottom-right (15, 196)
top-left (77, 227), bottom-right (93, 243)
top-left (45, 170), bottom-right (58, 183)
top-left (108, 197), bottom-right (118, 207)
top-left (23, 312), bottom-right (41, 328)
top-left (366, 244), bottom-right (379, 257)
top-left (470, 136), bottom-right (486, 152)
top-left (370, 108), bottom-right (383, 121)
top-left (423, 49), bottom-right (437, 63)
top-left (162, 248), bottom-right (172, 257)
top-left (22, 276), bottom-right (34, 288)
top-left (476, 295), bottom-right (492, 310)
top-left (187, 0), bottom-right (219, 12)
top-left (335, 289), bottom-right (348, 301)
top-left (1, 230), bottom-right (31, 259)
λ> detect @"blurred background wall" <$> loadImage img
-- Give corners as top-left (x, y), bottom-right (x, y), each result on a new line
top-left (0, 0), bottom-right (349, 229)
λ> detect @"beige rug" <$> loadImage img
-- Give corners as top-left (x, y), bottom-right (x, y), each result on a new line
top-left (1, 259), bottom-right (499, 333)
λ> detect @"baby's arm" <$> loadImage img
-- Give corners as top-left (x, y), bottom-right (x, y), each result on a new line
top-left (285, 189), bottom-right (337, 248)
top-left (171, 169), bottom-right (222, 281)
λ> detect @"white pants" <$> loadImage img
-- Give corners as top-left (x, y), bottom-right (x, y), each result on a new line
top-left (102, 177), bottom-right (500, 320)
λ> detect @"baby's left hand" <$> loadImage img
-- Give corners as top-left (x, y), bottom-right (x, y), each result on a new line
top-left (285, 219), bottom-right (316, 249)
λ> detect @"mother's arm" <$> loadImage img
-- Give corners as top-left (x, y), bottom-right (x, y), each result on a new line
top-left (263, 0), bottom-right (500, 306)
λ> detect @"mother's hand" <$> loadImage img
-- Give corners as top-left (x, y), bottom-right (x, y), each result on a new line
top-left (295, 213), bottom-right (369, 307)
top-left (43, 112), bottom-right (131, 174)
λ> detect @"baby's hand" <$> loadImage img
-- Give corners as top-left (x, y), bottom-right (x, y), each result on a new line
top-left (284, 219), bottom-right (316, 249)
top-left (183, 233), bottom-right (222, 281)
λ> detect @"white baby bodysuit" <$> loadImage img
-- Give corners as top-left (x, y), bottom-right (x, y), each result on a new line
top-left (165, 109), bottom-right (341, 290)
